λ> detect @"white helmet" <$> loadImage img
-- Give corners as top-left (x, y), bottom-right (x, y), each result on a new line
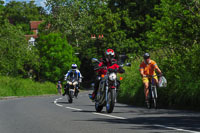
top-left (71, 64), bottom-right (77, 70)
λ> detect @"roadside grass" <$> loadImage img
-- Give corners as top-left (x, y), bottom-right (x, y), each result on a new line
top-left (0, 76), bottom-right (57, 98)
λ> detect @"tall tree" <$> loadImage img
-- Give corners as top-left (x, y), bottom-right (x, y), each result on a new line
top-left (45, 0), bottom-right (92, 48)
top-left (36, 32), bottom-right (80, 82)
top-left (146, 0), bottom-right (200, 50)
top-left (0, 21), bottom-right (39, 77)
top-left (0, 0), bottom-right (5, 24)
top-left (3, 1), bottom-right (46, 34)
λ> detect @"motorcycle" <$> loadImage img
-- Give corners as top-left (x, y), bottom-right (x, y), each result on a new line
top-left (91, 58), bottom-right (130, 113)
top-left (66, 76), bottom-right (79, 103)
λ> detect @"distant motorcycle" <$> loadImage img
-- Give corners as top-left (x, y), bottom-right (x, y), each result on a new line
top-left (66, 77), bottom-right (79, 103)
top-left (91, 58), bottom-right (130, 113)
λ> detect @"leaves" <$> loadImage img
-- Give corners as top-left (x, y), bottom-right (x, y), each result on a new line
top-left (36, 32), bottom-right (80, 82)
top-left (0, 21), bottom-right (39, 77)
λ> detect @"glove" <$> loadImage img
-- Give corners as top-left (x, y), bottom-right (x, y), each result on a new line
top-left (119, 67), bottom-right (125, 73)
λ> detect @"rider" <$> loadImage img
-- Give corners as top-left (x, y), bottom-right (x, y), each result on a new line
top-left (89, 49), bottom-right (125, 100)
top-left (56, 81), bottom-right (62, 95)
top-left (139, 53), bottom-right (162, 103)
top-left (62, 64), bottom-right (82, 97)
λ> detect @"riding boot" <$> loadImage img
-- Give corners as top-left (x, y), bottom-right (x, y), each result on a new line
top-left (89, 90), bottom-right (97, 100)
top-left (62, 90), bottom-right (66, 96)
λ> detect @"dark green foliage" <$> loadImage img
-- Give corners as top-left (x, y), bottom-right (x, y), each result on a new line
top-left (3, 1), bottom-right (46, 34)
top-left (158, 43), bottom-right (200, 109)
top-left (0, 21), bottom-right (39, 77)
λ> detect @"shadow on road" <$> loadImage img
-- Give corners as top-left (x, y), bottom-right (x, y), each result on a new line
top-left (84, 115), bottom-right (200, 131)
top-left (56, 101), bottom-right (72, 104)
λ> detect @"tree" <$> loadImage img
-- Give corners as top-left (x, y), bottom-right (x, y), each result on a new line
top-left (0, 0), bottom-right (5, 24)
top-left (45, 0), bottom-right (92, 48)
top-left (146, 0), bottom-right (200, 50)
top-left (0, 21), bottom-right (39, 77)
top-left (3, 1), bottom-right (47, 34)
top-left (36, 32), bottom-right (80, 82)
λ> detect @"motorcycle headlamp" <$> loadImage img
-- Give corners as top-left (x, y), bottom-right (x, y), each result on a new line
top-left (73, 81), bottom-right (78, 86)
top-left (68, 81), bottom-right (72, 85)
top-left (109, 73), bottom-right (117, 81)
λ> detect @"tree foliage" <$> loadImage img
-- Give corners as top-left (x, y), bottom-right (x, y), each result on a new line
top-left (0, 21), bottom-right (39, 77)
top-left (36, 32), bottom-right (80, 82)
top-left (3, 1), bottom-right (46, 34)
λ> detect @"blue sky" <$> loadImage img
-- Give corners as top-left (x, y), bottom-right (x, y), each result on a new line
top-left (3, 0), bottom-right (46, 7)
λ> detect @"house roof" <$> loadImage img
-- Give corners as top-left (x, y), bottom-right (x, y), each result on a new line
top-left (25, 34), bottom-right (38, 40)
top-left (30, 21), bottom-right (43, 30)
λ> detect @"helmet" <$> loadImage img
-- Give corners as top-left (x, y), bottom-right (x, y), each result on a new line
top-left (105, 49), bottom-right (115, 59)
top-left (71, 64), bottom-right (77, 70)
top-left (143, 53), bottom-right (150, 59)
top-left (105, 49), bottom-right (115, 56)
top-left (58, 81), bottom-right (61, 84)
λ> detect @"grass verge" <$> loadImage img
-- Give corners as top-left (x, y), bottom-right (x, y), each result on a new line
top-left (0, 76), bottom-right (57, 98)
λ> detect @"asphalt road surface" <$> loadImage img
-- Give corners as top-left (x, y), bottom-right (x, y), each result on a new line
top-left (0, 91), bottom-right (200, 133)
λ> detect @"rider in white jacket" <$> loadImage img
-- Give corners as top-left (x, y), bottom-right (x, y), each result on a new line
top-left (62, 64), bottom-right (82, 97)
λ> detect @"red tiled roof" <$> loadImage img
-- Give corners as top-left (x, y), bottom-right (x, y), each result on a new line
top-left (30, 21), bottom-right (43, 30)
top-left (25, 35), bottom-right (38, 40)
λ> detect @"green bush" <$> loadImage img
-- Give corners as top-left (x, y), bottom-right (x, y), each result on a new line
top-left (118, 59), bottom-right (144, 106)
top-left (159, 43), bottom-right (200, 109)
top-left (0, 76), bottom-right (57, 97)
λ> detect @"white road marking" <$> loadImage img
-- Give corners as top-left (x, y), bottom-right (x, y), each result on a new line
top-left (54, 97), bottom-right (200, 133)
top-left (56, 104), bottom-right (63, 107)
top-left (154, 124), bottom-right (200, 133)
top-left (66, 107), bottom-right (83, 111)
top-left (54, 98), bottom-right (63, 107)
top-left (93, 112), bottom-right (127, 120)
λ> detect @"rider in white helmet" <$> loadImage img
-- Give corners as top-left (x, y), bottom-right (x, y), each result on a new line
top-left (62, 64), bottom-right (82, 97)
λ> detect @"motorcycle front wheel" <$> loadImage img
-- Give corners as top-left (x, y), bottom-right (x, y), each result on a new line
top-left (68, 91), bottom-right (73, 103)
top-left (95, 103), bottom-right (103, 112)
top-left (106, 89), bottom-right (115, 113)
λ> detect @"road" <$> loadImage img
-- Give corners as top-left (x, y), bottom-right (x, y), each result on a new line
top-left (0, 91), bottom-right (200, 133)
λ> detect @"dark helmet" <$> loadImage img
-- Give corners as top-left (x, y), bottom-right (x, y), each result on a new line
top-left (143, 53), bottom-right (150, 59)
top-left (71, 64), bottom-right (77, 70)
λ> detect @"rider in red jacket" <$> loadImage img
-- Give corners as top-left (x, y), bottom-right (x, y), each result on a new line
top-left (89, 49), bottom-right (124, 100)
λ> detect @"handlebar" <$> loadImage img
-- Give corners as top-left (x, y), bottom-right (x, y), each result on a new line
top-left (143, 74), bottom-right (163, 78)
top-left (94, 66), bottom-right (107, 71)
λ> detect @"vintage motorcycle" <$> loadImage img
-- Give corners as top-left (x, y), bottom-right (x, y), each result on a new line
top-left (91, 58), bottom-right (130, 113)
top-left (66, 76), bottom-right (79, 103)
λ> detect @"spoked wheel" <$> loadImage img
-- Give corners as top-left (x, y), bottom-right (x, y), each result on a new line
top-left (152, 87), bottom-right (157, 109)
top-left (146, 98), bottom-right (151, 109)
top-left (146, 88), bottom-right (152, 109)
top-left (153, 98), bottom-right (157, 109)
top-left (106, 89), bottom-right (115, 113)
